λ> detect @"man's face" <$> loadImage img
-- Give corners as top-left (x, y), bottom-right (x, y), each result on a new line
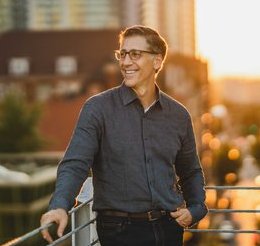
top-left (119, 35), bottom-right (162, 89)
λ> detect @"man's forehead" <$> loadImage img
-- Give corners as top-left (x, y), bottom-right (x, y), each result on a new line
top-left (120, 35), bottom-right (149, 49)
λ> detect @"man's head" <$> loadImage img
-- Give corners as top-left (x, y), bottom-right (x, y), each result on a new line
top-left (118, 25), bottom-right (168, 71)
top-left (116, 25), bottom-right (168, 88)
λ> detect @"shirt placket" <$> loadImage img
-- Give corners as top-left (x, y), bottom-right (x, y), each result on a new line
top-left (141, 111), bottom-right (157, 209)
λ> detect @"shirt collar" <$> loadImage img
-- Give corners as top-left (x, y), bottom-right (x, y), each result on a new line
top-left (157, 88), bottom-right (167, 109)
top-left (119, 82), bottom-right (138, 106)
top-left (119, 81), bottom-right (166, 109)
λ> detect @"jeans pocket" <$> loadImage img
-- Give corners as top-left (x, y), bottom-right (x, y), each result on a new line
top-left (96, 216), bottom-right (126, 243)
top-left (168, 216), bottom-right (184, 231)
top-left (102, 220), bottom-right (125, 232)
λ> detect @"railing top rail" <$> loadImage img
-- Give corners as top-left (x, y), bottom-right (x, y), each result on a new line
top-left (46, 218), bottom-right (96, 246)
top-left (69, 198), bottom-right (93, 215)
top-left (0, 198), bottom-right (93, 246)
top-left (1, 223), bottom-right (52, 246)
top-left (205, 186), bottom-right (260, 190)
top-left (186, 229), bottom-right (260, 234)
top-left (209, 209), bottom-right (260, 213)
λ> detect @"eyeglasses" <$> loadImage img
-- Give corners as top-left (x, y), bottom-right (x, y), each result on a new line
top-left (114, 49), bottom-right (158, 61)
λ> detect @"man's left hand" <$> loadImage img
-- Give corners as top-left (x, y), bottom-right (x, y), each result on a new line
top-left (170, 208), bottom-right (192, 228)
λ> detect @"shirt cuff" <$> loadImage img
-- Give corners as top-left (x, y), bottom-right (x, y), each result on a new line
top-left (187, 203), bottom-right (208, 227)
top-left (48, 196), bottom-right (71, 212)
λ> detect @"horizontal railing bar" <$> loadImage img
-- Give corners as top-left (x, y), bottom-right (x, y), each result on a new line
top-left (46, 218), bottom-right (96, 246)
top-left (205, 186), bottom-right (260, 190)
top-left (185, 229), bottom-right (260, 234)
top-left (1, 199), bottom-right (93, 246)
top-left (1, 223), bottom-right (53, 246)
top-left (88, 239), bottom-right (99, 246)
top-left (69, 198), bottom-right (93, 215)
top-left (209, 209), bottom-right (260, 213)
top-left (2, 186), bottom-right (260, 246)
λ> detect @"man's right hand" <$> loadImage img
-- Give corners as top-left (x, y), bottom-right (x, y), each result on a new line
top-left (40, 208), bottom-right (68, 243)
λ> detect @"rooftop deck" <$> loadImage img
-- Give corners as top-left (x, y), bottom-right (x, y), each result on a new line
top-left (2, 185), bottom-right (260, 246)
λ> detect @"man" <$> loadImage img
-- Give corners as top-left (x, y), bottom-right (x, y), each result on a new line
top-left (41, 25), bottom-right (208, 246)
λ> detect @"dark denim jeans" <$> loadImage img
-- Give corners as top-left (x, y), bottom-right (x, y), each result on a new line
top-left (96, 214), bottom-right (184, 246)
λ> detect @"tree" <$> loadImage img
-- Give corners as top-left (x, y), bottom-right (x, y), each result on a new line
top-left (212, 144), bottom-right (242, 185)
top-left (0, 93), bottom-right (44, 152)
top-left (251, 136), bottom-right (260, 168)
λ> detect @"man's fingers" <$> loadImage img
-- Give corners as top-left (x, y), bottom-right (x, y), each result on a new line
top-left (40, 218), bottom-right (53, 243)
top-left (41, 229), bottom-right (53, 243)
top-left (57, 213), bottom-right (68, 237)
top-left (40, 209), bottom-right (68, 242)
top-left (170, 208), bottom-right (192, 227)
top-left (170, 210), bottom-right (181, 218)
top-left (176, 212), bottom-right (187, 221)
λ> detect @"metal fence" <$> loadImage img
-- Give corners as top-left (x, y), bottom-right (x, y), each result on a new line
top-left (1, 186), bottom-right (260, 246)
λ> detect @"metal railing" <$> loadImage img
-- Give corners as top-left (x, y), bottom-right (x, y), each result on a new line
top-left (1, 186), bottom-right (260, 246)
top-left (1, 198), bottom-right (95, 246)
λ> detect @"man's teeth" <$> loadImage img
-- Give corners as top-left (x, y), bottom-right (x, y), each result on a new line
top-left (125, 70), bottom-right (136, 74)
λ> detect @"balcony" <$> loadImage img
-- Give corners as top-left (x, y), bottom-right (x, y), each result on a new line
top-left (1, 184), bottom-right (260, 246)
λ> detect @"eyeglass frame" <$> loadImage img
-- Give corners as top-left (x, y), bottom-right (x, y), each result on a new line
top-left (114, 49), bottom-right (159, 61)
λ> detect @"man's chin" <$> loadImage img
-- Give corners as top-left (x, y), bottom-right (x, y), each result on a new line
top-left (124, 79), bottom-right (136, 88)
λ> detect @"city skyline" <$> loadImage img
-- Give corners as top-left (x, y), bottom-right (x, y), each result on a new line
top-left (1, 0), bottom-right (260, 79)
top-left (0, 0), bottom-right (196, 57)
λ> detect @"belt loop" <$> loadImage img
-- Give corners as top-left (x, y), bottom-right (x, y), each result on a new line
top-left (148, 211), bottom-right (159, 221)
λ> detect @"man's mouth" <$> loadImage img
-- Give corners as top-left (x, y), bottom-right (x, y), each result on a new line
top-left (124, 70), bottom-right (137, 75)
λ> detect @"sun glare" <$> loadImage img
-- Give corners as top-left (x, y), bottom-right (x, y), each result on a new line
top-left (196, 0), bottom-right (260, 79)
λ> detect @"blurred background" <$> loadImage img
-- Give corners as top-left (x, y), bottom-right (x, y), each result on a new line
top-left (0, 0), bottom-right (259, 245)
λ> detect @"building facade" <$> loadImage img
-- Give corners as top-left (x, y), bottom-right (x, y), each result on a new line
top-left (142, 0), bottom-right (195, 56)
top-left (0, 0), bottom-right (195, 56)
top-left (0, 0), bottom-right (208, 151)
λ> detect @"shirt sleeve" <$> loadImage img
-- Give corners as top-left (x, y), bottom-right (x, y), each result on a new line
top-left (48, 99), bottom-right (101, 212)
top-left (174, 114), bottom-right (208, 225)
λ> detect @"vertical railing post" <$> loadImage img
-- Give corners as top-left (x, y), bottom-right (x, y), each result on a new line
top-left (74, 202), bottom-right (91, 246)
top-left (71, 211), bottom-right (76, 246)
top-left (74, 177), bottom-right (95, 246)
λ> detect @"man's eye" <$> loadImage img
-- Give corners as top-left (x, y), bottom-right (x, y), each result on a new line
top-left (131, 51), bottom-right (141, 58)
top-left (120, 52), bottom-right (126, 57)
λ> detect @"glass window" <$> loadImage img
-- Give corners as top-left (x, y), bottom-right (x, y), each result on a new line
top-left (8, 57), bottom-right (30, 76)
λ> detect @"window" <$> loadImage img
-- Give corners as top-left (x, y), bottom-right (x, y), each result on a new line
top-left (8, 57), bottom-right (30, 76)
top-left (55, 56), bottom-right (77, 75)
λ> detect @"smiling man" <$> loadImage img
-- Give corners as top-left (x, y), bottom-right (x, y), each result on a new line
top-left (40, 25), bottom-right (208, 246)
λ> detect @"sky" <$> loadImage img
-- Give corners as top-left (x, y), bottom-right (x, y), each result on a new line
top-left (196, 0), bottom-right (260, 79)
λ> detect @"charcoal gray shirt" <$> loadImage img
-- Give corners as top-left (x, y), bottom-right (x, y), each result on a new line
top-left (49, 83), bottom-right (207, 224)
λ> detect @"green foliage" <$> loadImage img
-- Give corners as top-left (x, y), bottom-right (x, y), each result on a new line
top-left (0, 93), bottom-right (44, 152)
top-left (212, 144), bottom-right (242, 185)
top-left (251, 137), bottom-right (260, 168)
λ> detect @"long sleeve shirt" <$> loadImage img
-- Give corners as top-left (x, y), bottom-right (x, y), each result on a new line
top-left (49, 83), bottom-right (208, 224)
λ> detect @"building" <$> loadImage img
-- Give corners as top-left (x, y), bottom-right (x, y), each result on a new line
top-left (0, 0), bottom-right (122, 31)
top-left (220, 78), bottom-right (260, 106)
top-left (0, 29), bottom-right (208, 151)
top-left (0, 0), bottom-right (208, 151)
top-left (142, 0), bottom-right (196, 56)
top-left (210, 78), bottom-right (260, 135)
top-left (27, 0), bottom-right (122, 30)
top-left (0, 30), bottom-right (122, 150)
top-left (0, 0), bottom-right (13, 32)
top-left (0, 0), bottom-right (195, 57)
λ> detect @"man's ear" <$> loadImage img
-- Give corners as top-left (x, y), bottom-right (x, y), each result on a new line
top-left (153, 54), bottom-right (163, 71)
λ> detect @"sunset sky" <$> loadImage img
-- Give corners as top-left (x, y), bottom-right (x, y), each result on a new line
top-left (196, 0), bottom-right (260, 79)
